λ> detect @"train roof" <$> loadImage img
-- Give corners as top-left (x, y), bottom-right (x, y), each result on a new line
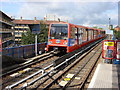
top-left (49, 22), bottom-right (105, 32)
top-left (74, 24), bottom-right (105, 32)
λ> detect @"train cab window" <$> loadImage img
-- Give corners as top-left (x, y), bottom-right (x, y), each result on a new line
top-left (50, 24), bottom-right (68, 39)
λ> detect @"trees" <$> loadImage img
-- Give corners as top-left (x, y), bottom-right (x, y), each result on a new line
top-left (114, 30), bottom-right (120, 40)
top-left (92, 26), bottom-right (103, 30)
top-left (38, 22), bottom-right (48, 43)
top-left (21, 31), bottom-right (35, 45)
top-left (109, 27), bottom-right (120, 39)
top-left (21, 22), bottom-right (48, 45)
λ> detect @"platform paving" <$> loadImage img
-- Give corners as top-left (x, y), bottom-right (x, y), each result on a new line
top-left (112, 64), bottom-right (120, 89)
top-left (88, 63), bottom-right (120, 89)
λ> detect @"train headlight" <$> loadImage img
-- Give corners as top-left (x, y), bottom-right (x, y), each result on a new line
top-left (45, 47), bottom-right (47, 51)
top-left (63, 42), bottom-right (67, 45)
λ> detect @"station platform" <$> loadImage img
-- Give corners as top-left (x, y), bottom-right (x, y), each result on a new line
top-left (88, 62), bottom-right (120, 89)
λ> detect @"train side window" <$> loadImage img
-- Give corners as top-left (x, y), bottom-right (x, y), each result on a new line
top-left (94, 30), bottom-right (97, 39)
top-left (70, 27), bottom-right (75, 39)
top-left (75, 28), bottom-right (78, 43)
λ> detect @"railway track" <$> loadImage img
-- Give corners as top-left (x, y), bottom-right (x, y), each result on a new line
top-left (42, 41), bottom-right (102, 90)
top-left (2, 51), bottom-right (58, 77)
top-left (2, 51), bottom-right (61, 89)
top-left (4, 38), bottom-right (104, 90)
top-left (62, 43), bottom-right (102, 89)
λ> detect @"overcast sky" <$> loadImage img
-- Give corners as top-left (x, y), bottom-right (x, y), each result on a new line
top-left (1, 0), bottom-right (119, 30)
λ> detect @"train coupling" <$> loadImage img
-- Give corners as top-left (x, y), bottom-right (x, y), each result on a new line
top-left (53, 47), bottom-right (58, 51)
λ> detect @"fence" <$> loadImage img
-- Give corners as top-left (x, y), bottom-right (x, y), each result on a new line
top-left (2, 43), bottom-right (46, 59)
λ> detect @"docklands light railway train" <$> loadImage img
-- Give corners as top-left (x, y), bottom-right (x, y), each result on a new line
top-left (46, 22), bottom-right (106, 53)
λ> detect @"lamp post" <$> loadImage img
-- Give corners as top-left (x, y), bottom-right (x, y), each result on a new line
top-left (109, 18), bottom-right (111, 40)
top-left (109, 18), bottom-right (113, 30)
top-left (109, 18), bottom-right (111, 29)
top-left (109, 18), bottom-right (114, 40)
top-left (108, 18), bottom-right (113, 39)
top-left (30, 24), bottom-right (40, 56)
top-left (35, 34), bottom-right (37, 56)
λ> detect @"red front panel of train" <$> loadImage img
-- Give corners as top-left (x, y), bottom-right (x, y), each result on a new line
top-left (48, 39), bottom-right (68, 47)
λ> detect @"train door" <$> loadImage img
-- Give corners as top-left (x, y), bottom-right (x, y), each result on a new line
top-left (88, 29), bottom-right (93, 41)
top-left (87, 29), bottom-right (89, 41)
top-left (91, 29), bottom-right (94, 40)
top-left (82, 28), bottom-right (87, 42)
top-left (75, 27), bottom-right (79, 44)
top-left (94, 30), bottom-right (97, 39)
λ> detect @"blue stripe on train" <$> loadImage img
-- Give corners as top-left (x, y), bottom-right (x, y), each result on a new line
top-left (68, 38), bottom-right (76, 47)
top-left (68, 38), bottom-right (71, 46)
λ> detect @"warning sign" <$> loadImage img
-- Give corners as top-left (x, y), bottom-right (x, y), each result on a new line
top-left (102, 40), bottom-right (115, 60)
top-left (104, 42), bottom-right (114, 46)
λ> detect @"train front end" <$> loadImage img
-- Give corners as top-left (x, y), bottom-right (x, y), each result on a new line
top-left (46, 23), bottom-right (69, 52)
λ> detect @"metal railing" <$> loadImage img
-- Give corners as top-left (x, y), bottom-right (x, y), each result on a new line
top-left (2, 43), bottom-right (46, 59)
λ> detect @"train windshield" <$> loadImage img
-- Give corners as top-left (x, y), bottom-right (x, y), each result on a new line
top-left (50, 24), bottom-right (68, 39)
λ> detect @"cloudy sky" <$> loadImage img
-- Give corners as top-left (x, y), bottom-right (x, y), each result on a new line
top-left (1, 0), bottom-right (119, 30)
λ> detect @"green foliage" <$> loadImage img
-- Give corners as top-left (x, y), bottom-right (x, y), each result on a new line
top-left (110, 28), bottom-right (114, 31)
top-left (114, 30), bottom-right (120, 39)
top-left (93, 26), bottom-right (98, 29)
top-left (92, 26), bottom-right (103, 30)
top-left (98, 28), bottom-right (103, 30)
top-left (38, 22), bottom-right (48, 43)
top-left (21, 22), bottom-right (48, 45)
top-left (21, 31), bottom-right (35, 45)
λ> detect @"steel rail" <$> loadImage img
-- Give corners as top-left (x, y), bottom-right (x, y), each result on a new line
top-left (63, 44), bottom-right (102, 89)
top-left (1, 53), bottom-right (55, 87)
top-left (18, 38), bottom-right (103, 89)
top-left (1, 51), bottom-right (55, 77)
top-left (5, 64), bottom-right (53, 89)
top-left (1, 51), bottom-right (59, 87)
top-left (79, 51), bottom-right (102, 89)
top-left (5, 38), bottom-right (104, 90)
top-left (42, 39), bottom-right (104, 89)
